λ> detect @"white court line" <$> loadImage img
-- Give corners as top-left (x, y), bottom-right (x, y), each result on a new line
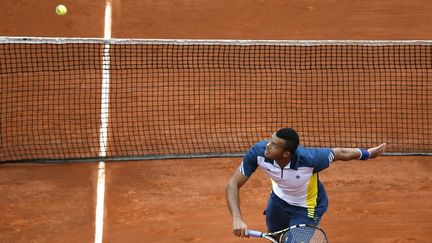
top-left (95, 161), bottom-right (106, 243)
top-left (104, 0), bottom-right (112, 40)
top-left (95, 1), bottom-right (112, 243)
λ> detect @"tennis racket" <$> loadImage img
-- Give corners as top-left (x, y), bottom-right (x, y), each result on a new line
top-left (247, 224), bottom-right (328, 243)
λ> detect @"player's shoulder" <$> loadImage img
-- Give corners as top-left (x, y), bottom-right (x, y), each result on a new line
top-left (294, 145), bottom-right (313, 154)
top-left (249, 140), bottom-right (267, 155)
top-left (293, 146), bottom-right (332, 165)
top-left (243, 140), bottom-right (267, 166)
top-left (254, 140), bottom-right (268, 148)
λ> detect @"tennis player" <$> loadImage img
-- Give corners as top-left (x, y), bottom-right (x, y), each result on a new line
top-left (226, 128), bottom-right (386, 238)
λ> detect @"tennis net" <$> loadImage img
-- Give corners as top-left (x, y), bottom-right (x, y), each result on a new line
top-left (1, 37), bottom-right (431, 162)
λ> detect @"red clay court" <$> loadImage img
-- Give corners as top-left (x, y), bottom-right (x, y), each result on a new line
top-left (1, 1), bottom-right (432, 243)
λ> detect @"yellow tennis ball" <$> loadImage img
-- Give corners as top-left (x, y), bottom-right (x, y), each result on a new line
top-left (56, 4), bottom-right (67, 16)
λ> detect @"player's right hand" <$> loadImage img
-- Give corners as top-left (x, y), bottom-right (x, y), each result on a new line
top-left (368, 143), bottom-right (387, 159)
top-left (232, 217), bottom-right (248, 238)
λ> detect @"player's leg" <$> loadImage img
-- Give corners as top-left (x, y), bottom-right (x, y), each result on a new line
top-left (264, 192), bottom-right (294, 241)
top-left (265, 192), bottom-right (293, 232)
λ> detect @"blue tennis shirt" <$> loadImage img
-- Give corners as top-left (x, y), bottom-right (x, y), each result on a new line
top-left (239, 140), bottom-right (335, 219)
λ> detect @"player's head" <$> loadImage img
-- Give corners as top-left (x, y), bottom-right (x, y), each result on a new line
top-left (264, 128), bottom-right (299, 160)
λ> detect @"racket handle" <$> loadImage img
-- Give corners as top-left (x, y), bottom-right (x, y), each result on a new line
top-left (246, 230), bottom-right (263, 237)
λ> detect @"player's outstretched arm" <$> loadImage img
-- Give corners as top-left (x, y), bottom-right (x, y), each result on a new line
top-left (226, 169), bottom-right (250, 238)
top-left (332, 143), bottom-right (386, 162)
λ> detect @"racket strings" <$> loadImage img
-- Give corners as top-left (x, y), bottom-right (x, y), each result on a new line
top-left (280, 227), bottom-right (327, 243)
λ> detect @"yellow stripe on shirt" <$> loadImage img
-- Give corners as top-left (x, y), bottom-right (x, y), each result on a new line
top-left (306, 173), bottom-right (318, 219)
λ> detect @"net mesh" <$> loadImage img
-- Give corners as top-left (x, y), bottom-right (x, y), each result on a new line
top-left (1, 38), bottom-right (431, 162)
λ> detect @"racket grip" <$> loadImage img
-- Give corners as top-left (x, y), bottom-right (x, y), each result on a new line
top-left (246, 230), bottom-right (263, 237)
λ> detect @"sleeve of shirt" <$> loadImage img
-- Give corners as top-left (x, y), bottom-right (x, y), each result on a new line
top-left (312, 148), bottom-right (335, 173)
top-left (239, 145), bottom-right (259, 177)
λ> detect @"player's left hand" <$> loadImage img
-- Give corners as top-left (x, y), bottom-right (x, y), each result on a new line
top-left (368, 143), bottom-right (387, 159)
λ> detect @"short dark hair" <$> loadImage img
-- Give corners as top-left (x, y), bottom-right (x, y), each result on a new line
top-left (276, 128), bottom-right (299, 153)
